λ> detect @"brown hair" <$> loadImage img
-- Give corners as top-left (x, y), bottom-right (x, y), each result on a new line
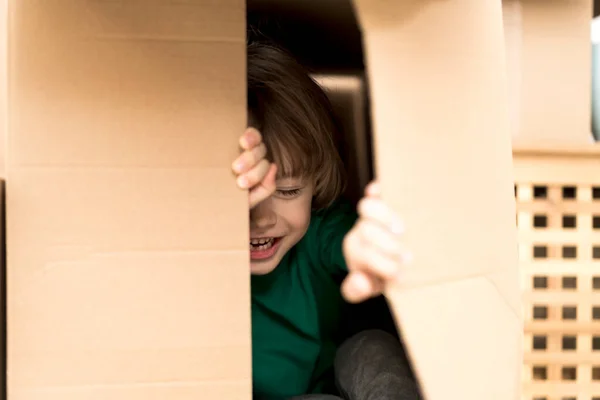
top-left (247, 42), bottom-right (346, 210)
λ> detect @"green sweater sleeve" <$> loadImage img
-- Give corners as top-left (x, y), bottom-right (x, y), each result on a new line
top-left (310, 199), bottom-right (358, 275)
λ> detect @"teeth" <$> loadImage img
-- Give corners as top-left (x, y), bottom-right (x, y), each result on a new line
top-left (249, 237), bottom-right (275, 251)
top-left (250, 238), bottom-right (273, 245)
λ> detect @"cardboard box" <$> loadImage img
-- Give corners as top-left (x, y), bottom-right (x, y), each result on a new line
top-left (0, 0), bottom-right (6, 178)
top-left (1, 1), bottom-right (8, 399)
top-left (4, 1), bottom-right (521, 399)
top-left (6, 1), bottom-right (251, 399)
top-left (503, 0), bottom-right (524, 139)
top-left (504, 0), bottom-right (593, 144)
top-left (354, 1), bottom-right (521, 398)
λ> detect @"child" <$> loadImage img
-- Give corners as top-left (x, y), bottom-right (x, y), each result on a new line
top-left (232, 41), bottom-right (422, 400)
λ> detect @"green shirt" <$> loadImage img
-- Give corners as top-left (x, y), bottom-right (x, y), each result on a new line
top-left (251, 200), bottom-right (358, 400)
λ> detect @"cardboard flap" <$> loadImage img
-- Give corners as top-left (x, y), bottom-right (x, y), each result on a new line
top-left (502, 0), bottom-right (523, 139)
top-left (517, 0), bottom-right (592, 144)
top-left (352, 1), bottom-right (522, 399)
top-left (0, 0), bottom-right (6, 177)
top-left (7, 1), bottom-right (250, 399)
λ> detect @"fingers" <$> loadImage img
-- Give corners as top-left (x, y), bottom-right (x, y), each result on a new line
top-left (233, 127), bottom-right (278, 208)
top-left (248, 164), bottom-right (277, 209)
top-left (341, 180), bottom-right (413, 304)
top-left (239, 127), bottom-right (262, 150)
top-left (365, 181), bottom-right (380, 198)
top-left (342, 271), bottom-right (383, 303)
top-left (358, 197), bottom-right (404, 236)
top-left (353, 220), bottom-right (404, 260)
top-left (232, 142), bottom-right (267, 175)
top-left (343, 228), bottom-right (402, 281)
top-left (237, 159), bottom-right (271, 189)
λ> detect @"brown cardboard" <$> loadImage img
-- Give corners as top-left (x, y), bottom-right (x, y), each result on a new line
top-left (352, 1), bottom-right (522, 399)
top-left (6, 1), bottom-right (250, 399)
top-left (503, 0), bottom-right (523, 139)
top-left (5, 1), bottom-right (524, 399)
top-left (512, 0), bottom-right (593, 144)
top-left (0, 0), bottom-right (6, 178)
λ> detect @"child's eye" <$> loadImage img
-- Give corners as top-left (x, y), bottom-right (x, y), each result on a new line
top-left (276, 188), bottom-right (301, 198)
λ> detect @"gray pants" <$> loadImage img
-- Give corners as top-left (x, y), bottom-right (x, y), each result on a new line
top-left (291, 330), bottom-right (423, 400)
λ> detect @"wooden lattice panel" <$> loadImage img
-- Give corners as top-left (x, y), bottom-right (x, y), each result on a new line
top-left (515, 146), bottom-right (600, 400)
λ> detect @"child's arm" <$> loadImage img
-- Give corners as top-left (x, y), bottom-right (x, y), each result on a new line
top-left (231, 128), bottom-right (277, 208)
top-left (341, 182), bottom-right (410, 303)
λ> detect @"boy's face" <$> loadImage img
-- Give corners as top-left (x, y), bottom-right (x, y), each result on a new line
top-left (249, 176), bottom-right (313, 275)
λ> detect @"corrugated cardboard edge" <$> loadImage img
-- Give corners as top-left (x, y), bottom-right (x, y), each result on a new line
top-left (352, 1), bottom-right (522, 399)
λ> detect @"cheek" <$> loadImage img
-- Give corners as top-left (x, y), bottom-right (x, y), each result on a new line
top-left (279, 193), bottom-right (312, 231)
top-left (290, 203), bottom-right (311, 230)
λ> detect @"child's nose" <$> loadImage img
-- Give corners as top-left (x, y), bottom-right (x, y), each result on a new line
top-left (250, 202), bottom-right (277, 229)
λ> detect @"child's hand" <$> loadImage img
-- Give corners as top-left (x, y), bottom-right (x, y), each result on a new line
top-left (232, 128), bottom-right (277, 209)
top-left (342, 182), bottom-right (411, 303)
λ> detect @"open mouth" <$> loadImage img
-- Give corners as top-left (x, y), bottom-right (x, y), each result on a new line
top-left (250, 237), bottom-right (282, 261)
top-left (250, 237), bottom-right (275, 250)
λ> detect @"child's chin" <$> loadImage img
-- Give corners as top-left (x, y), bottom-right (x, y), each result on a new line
top-left (250, 261), bottom-right (278, 275)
